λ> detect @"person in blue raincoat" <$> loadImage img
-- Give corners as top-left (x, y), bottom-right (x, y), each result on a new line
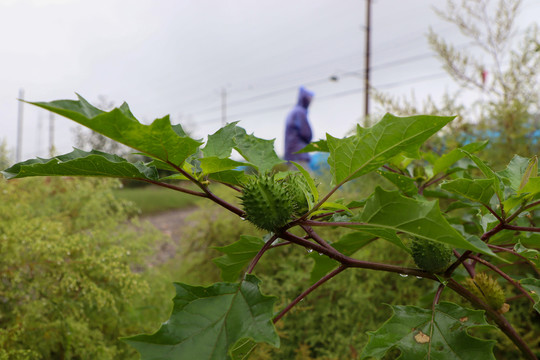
top-left (284, 87), bottom-right (314, 163)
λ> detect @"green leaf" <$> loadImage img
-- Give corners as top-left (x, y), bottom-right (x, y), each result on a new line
top-left (376, 170), bottom-right (418, 197)
top-left (200, 157), bottom-right (248, 175)
top-left (230, 338), bottom-right (257, 360)
top-left (518, 156), bottom-right (538, 191)
top-left (234, 133), bottom-right (284, 173)
top-left (520, 278), bottom-right (540, 314)
top-left (202, 122), bottom-right (283, 173)
top-left (124, 275), bottom-right (279, 360)
top-left (209, 170), bottom-right (250, 186)
top-left (361, 302), bottom-right (496, 360)
top-left (433, 141), bottom-right (488, 175)
top-left (461, 151), bottom-right (503, 199)
top-left (213, 236), bottom-right (265, 282)
top-left (28, 95), bottom-right (202, 166)
top-left (445, 201), bottom-right (475, 212)
top-left (2, 149), bottom-right (159, 180)
top-left (441, 178), bottom-right (496, 204)
top-left (327, 113), bottom-right (454, 185)
top-left (202, 122), bottom-right (244, 158)
top-left (353, 187), bottom-right (498, 257)
top-left (309, 232), bottom-right (373, 282)
top-left (296, 139), bottom-right (329, 153)
top-left (498, 155), bottom-right (532, 191)
top-left (514, 241), bottom-right (540, 268)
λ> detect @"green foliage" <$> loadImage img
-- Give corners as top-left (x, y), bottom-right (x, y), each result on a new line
top-left (0, 177), bottom-right (163, 359)
top-left (520, 278), bottom-right (540, 315)
top-left (213, 236), bottom-right (265, 282)
top-left (327, 114), bottom-right (454, 185)
top-left (125, 275), bottom-right (279, 360)
top-left (361, 302), bottom-right (496, 360)
top-left (2, 148), bottom-right (159, 181)
top-left (3, 96), bottom-right (540, 359)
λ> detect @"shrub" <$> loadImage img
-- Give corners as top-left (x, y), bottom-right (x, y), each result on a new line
top-left (0, 177), bottom-right (163, 359)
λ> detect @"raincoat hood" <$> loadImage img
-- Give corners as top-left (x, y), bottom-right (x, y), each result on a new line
top-left (296, 86), bottom-right (314, 109)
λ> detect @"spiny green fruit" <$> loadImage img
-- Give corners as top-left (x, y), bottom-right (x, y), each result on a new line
top-left (283, 173), bottom-right (311, 215)
top-left (241, 174), bottom-right (294, 232)
top-left (464, 273), bottom-right (506, 311)
top-left (410, 238), bottom-right (453, 273)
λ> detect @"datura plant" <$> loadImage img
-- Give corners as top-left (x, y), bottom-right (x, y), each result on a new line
top-left (2, 95), bottom-right (539, 359)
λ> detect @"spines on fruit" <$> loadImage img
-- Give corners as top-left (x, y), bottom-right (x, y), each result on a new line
top-left (410, 238), bottom-right (453, 273)
top-left (240, 174), bottom-right (294, 232)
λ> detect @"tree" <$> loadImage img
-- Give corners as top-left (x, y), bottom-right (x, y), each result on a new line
top-left (374, 0), bottom-right (540, 164)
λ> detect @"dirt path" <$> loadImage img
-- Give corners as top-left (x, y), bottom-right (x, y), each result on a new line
top-left (140, 206), bottom-right (198, 264)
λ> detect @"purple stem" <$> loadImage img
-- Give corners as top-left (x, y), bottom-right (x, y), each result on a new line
top-left (166, 160), bottom-right (246, 217)
top-left (139, 178), bottom-right (207, 197)
top-left (503, 224), bottom-right (540, 233)
top-left (482, 203), bottom-right (504, 223)
top-left (454, 249), bottom-right (475, 278)
top-left (488, 244), bottom-right (540, 276)
top-left (300, 225), bottom-right (333, 250)
top-left (273, 265), bottom-right (347, 323)
top-left (246, 235), bottom-right (278, 274)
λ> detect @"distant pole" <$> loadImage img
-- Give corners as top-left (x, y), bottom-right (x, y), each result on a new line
top-left (49, 112), bottom-right (55, 156)
top-left (37, 113), bottom-right (43, 156)
top-left (364, 0), bottom-right (372, 119)
top-left (16, 88), bottom-right (24, 162)
top-left (221, 88), bottom-right (227, 126)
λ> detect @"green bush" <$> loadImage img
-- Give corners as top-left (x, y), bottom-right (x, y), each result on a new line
top-left (0, 177), bottom-right (164, 359)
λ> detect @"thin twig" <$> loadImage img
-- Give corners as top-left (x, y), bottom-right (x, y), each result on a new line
top-left (428, 284), bottom-right (445, 356)
top-left (502, 224), bottom-right (540, 233)
top-left (139, 178), bottom-right (207, 197)
top-left (300, 225), bottom-right (333, 250)
top-left (382, 165), bottom-right (402, 175)
top-left (273, 265), bottom-right (347, 323)
top-left (422, 173), bottom-right (450, 191)
top-left (166, 161), bottom-right (246, 217)
top-left (445, 250), bottom-right (472, 277)
top-left (488, 244), bottom-right (540, 276)
top-left (507, 200), bottom-right (540, 224)
top-left (269, 241), bottom-right (292, 249)
top-left (454, 249), bottom-right (475, 277)
top-left (482, 203), bottom-right (504, 222)
top-left (246, 235), bottom-right (278, 274)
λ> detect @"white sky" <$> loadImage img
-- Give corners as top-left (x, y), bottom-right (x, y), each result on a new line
top-left (1, 0), bottom-right (539, 162)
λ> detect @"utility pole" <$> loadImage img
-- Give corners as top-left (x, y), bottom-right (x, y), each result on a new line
top-left (16, 88), bottom-right (24, 162)
top-left (49, 112), bottom-right (55, 156)
top-left (221, 88), bottom-right (227, 126)
top-left (364, 0), bottom-right (372, 119)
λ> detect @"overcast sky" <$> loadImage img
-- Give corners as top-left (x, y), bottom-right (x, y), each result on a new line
top-left (1, 0), bottom-right (539, 162)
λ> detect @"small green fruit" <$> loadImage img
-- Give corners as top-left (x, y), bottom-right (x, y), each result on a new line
top-left (410, 238), bottom-right (453, 273)
top-left (241, 174), bottom-right (294, 232)
top-left (464, 273), bottom-right (506, 311)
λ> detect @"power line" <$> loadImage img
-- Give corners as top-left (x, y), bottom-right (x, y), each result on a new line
top-left (188, 47), bottom-right (457, 117)
top-left (196, 71), bottom-right (451, 125)
top-left (188, 77), bottom-right (332, 116)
